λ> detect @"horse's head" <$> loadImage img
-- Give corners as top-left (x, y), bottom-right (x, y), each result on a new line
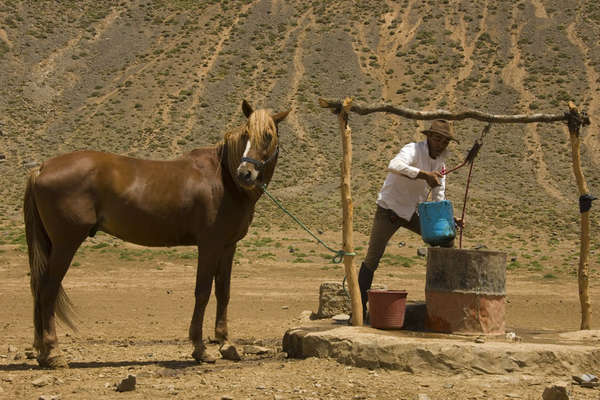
top-left (235, 100), bottom-right (289, 189)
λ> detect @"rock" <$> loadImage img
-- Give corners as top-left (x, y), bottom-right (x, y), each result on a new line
top-left (541, 381), bottom-right (570, 400)
top-left (332, 313), bottom-right (350, 324)
top-left (116, 375), bottom-right (136, 392)
top-left (38, 395), bottom-right (61, 400)
top-left (25, 351), bottom-right (36, 359)
top-left (32, 375), bottom-right (55, 387)
top-left (243, 345), bottom-right (271, 355)
top-left (316, 282), bottom-right (351, 318)
top-left (23, 161), bottom-right (39, 169)
top-left (220, 395), bottom-right (234, 400)
top-left (0, 154), bottom-right (5, 161)
top-left (7, 345), bottom-right (17, 353)
top-left (13, 353), bottom-right (22, 360)
top-left (417, 394), bottom-right (431, 400)
top-left (572, 373), bottom-right (598, 385)
top-left (417, 248), bottom-right (428, 257)
top-left (220, 343), bottom-right (241, 361)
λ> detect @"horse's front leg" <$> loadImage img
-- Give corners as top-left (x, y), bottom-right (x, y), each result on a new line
top-left (189, 248), bottom-right (218, 363)
top-left (214, 244), bottom-right (235, 344)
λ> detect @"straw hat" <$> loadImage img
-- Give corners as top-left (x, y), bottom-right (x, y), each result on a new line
top-left (422, 120), bottom-right (459, 143)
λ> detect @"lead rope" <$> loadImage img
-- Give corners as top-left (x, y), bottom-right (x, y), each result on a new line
top-left (443, 124), bottom-right (491, 248)
top-left (261, 184), bottom-right (355, 263)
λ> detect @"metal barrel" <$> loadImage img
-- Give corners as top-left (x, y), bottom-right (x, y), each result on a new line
top-left (425, 248), bottom-right (507, 334)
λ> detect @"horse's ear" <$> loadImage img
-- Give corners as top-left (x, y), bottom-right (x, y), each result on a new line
top-left (242, 100), bottom-right (253, 118)
top-left (272, 109), bottom-right (290, 125)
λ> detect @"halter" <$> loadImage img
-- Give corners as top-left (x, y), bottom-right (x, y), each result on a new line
top-left (241, 145), bottom-right (279, 171)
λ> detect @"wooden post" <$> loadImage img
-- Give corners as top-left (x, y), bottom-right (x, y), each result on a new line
top-left (337, 97), bottom-right (363, 326)
top-left (567, 101), bottom-right (592, 329)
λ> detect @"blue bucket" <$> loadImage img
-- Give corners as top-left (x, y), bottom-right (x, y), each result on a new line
top-left (417, 200), bottom-right (456, 246)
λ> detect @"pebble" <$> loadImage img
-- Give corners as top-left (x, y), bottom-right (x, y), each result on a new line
top-left (220, 343), bottom-right (241, 361)
top-left (23, 161), bottom-right (39, 169)
top-left (417, 394), bottom-right (431, 400)
top-left (220, 396), bottom-right (234, 400)
top-left (541, 381), bottom-right (570, 400)
top-left (243, 345), bottom-right (271, 355)
top-left (32, 375), bottom-right (55, 387)
top-left (38, 395), bottom-right (61, 400)
top-left (116, 374), bottom-right (136, 392)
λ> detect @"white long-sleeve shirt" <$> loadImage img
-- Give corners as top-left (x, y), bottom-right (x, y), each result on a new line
top-left (376, 140), bottom-right (448, 220)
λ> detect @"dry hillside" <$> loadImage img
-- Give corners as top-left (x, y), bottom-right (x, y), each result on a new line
top-left (0, 0), bottom-right (599, 270)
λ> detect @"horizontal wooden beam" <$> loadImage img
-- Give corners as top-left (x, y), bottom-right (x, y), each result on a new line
top-left (318, 98), bottom-right (570, 124)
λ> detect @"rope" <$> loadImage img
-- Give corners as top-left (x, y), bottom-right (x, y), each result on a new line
top-left (261, 184), bottom-right (355, 263)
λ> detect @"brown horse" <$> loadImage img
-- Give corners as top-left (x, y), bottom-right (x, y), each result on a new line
top-left (24, 100), bottom-right (289, 368)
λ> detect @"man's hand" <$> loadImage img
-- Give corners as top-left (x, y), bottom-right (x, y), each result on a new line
top-left (417, 170), bottom-right (442, 188)
top-left (454, 217), bottom-right (464, 229)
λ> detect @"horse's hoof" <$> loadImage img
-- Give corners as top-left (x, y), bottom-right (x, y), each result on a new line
top-left (38, 355), bottom-right (69, 369)
top-left (192, 349), bottom-right (217, 364)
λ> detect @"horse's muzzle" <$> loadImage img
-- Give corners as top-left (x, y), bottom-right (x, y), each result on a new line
top-left (237, 163), bottom-right (260, 188)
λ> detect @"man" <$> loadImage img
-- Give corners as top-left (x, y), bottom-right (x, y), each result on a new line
top-left (358, 119), bottom-right (459, 318)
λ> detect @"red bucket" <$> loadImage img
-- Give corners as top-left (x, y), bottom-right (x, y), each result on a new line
top-left (368, 290), bottom-right (408, 329)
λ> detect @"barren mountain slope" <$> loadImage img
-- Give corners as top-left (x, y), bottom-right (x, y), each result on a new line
top-left (0, 0), bottom-right (598, 254)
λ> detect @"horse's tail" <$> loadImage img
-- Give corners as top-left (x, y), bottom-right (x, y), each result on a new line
top-left (24, 170), bottom-right (77, 350)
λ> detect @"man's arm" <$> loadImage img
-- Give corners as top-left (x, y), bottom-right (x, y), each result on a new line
top-left (387, 143), bottom-right (443, 189)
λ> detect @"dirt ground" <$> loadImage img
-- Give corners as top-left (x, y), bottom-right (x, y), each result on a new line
top-left (1, 228), bottom-right (599, 400)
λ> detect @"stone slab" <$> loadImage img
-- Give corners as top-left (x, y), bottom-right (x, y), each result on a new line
top-left (283, 323), bottom-right (600, 375)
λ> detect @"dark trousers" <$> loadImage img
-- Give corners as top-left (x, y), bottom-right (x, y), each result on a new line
top-left (363, 205), bottom-right (421, 272)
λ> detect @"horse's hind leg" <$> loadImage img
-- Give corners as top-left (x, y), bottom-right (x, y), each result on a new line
top-left (36, 240), bottom-right (83, 368)
top-left (214, 244), bottom-right (235, 345)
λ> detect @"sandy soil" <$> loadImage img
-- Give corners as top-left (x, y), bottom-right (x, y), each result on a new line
top-left (1, 229), bottom-right (599, 400)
